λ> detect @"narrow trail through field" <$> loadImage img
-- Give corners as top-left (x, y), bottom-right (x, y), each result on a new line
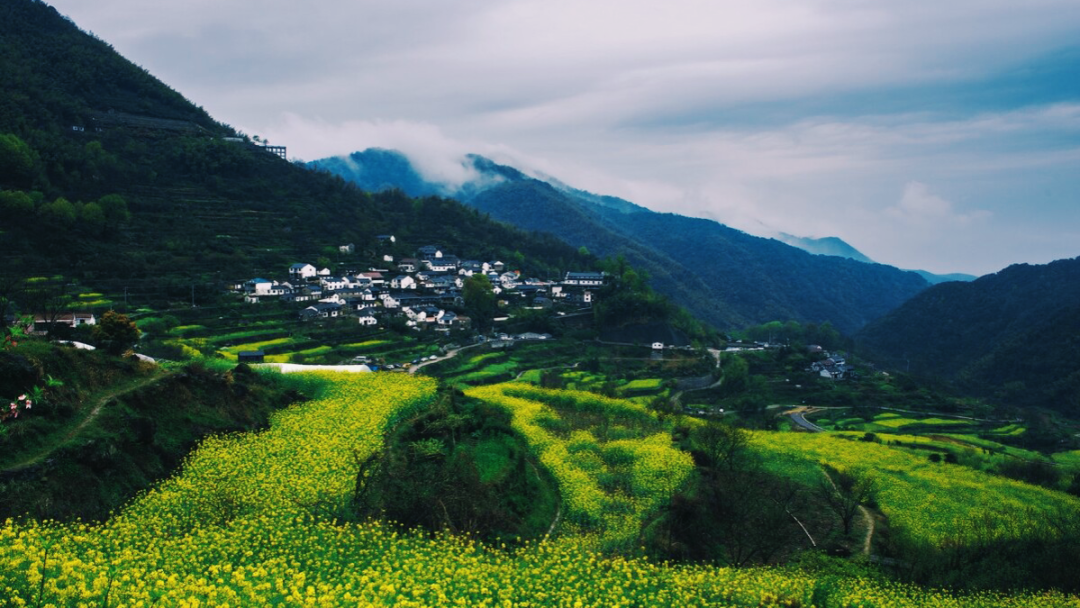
top-left (2, 371), bottom-right (173, 474)
top-left (860, 505), bottom-right (874, 555)
top-left (820, 467), bottom-right (876, 556)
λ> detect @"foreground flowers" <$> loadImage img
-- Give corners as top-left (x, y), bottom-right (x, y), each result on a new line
top-left (0, 373), bottom-right (1077, 607)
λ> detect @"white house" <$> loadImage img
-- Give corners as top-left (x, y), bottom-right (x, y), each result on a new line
top-left (356, 307), bottom-right (379, 326)
top-left (563, 271), bottom-right (606, 287)
top-left (245, 278), bottom-right (289, 297)
top-left (391, 275), bottom-right (417, 289)
top-left (289, 263), bottom-right (317, 279)
top-left (425, 258), bottom-right (457, 272)
top-left (320, 276), bottom-right (351, 291)
top-left (32, 312), bottom-right (96, 331)
top-left (300, 302), bottom-right (342, 320)
top-left (418, 245), bottom-right (443, 259)
top-left (359, 272), bottom-right (385, 286)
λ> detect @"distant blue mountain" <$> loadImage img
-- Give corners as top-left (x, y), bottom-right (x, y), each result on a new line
top-left (775, 233), bottom-right (976, 284)
top-left (909, 270), bottom-right (978, 285)
top-left (775, 233), bottom-right (876, 264)
top-left (310, 149), bottom-right (932, 333)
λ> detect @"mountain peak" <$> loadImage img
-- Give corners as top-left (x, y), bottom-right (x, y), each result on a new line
top-left (775, 233), bottom-right (875, 264)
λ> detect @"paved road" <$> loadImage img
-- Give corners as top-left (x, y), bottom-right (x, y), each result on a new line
top-left (789, 411), bottom-right (825, 432)
top-left (410, 343), bottom-right (480, 374)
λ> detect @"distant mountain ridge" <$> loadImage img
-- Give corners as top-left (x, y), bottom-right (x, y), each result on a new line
top-left (856, 257), bottom-right (1080, 416)
top-left (775, 233), bottom-right (875, 264)
top-left (775, 233), bottom-right (976, 284)
top-left (312, 149), bottom-right (932, 333)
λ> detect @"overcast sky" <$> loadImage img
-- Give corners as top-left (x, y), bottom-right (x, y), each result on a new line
top-left (51, 0), bottom-right (1080, 275)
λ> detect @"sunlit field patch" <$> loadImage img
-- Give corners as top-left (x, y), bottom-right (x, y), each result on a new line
top-left (1, 374), bottom-right (1077, 606)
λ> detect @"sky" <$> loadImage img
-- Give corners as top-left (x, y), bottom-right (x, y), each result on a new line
top-left (50, 0), bottom-right (1080, 275)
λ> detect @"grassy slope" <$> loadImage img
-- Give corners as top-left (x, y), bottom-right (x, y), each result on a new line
top-left (0, 341), bottom-right (312, 521)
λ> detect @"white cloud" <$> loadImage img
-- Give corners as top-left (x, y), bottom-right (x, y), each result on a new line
top-left (45, 0), bottom-right (1080, 276)
top-left (260, 115), bottom-right (484, 188)
top-left (886, 182), bottom-right (992, 226)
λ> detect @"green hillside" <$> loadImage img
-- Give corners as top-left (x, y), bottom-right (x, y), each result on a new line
top-left (856, 257), bottom-right (1080, 418)
top-left (0, 0), bottom-right (590, 292)
top-left (313, 150), bottom-right (932, 334)
top-left (4, 373), bottom-right (1078, 606)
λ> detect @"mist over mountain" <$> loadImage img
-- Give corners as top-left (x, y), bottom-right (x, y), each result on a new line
top-left (313, 149), bottom-right (932, 333)
top-left (0, 1), bottom-right (591, 289)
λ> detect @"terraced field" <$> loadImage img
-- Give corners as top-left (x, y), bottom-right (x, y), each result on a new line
top-left (2, 373), bottom-right (1078, 606)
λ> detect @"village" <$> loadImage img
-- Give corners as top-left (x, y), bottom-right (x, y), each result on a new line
top-left (235, 239), bottom-right (605, 335)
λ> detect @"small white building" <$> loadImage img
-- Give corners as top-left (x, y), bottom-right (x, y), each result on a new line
top-left (289, 263), bottom-right (317, 279)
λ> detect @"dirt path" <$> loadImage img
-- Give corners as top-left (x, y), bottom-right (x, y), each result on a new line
top-left (820, 467), bottom-right (876, 556)
top-left (2, 371), bottom-right (173, 473)
top-left (671, 374), bottom-right (724, 410)
top-left (859, 505), bottom-right (875, 555)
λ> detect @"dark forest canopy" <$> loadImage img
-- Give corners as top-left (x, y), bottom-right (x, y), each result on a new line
top-left (856, 257), bottom-right (1080, 416)
top-left (0, 0), bottom-right (595, 288)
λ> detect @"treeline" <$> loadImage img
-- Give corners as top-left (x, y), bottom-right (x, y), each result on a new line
top-left (737, 320), bottom-right (845, 349)
top-left (0, 0), bottom-right (595, 288)
top-left (856, 258), bottom-right (1080, 418)
top-left (592, 255), bottom-right (715, 341)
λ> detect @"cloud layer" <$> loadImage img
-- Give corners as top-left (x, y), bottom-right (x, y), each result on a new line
top-left (49, 0), bottom-right (1080, 275)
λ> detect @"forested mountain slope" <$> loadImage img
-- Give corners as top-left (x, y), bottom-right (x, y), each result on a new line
top-left (856, 257), bottom-right (1080, 415)
top-left (0, 0), bottom-right (590, 291)
top-left (315, 150), bottom-right (931, 333)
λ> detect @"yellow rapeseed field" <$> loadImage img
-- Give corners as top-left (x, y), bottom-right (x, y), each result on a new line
top-left (1, 373), bottom-right (1078, 607)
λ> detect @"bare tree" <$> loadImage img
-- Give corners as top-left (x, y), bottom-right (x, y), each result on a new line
top-left (818, 464), bottom-right (874, 536)
top-left (693, 421), bottom-right (751, 475)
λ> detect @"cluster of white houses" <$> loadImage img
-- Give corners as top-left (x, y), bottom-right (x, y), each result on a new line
top-left (236, 245), bottom-right (605, 331)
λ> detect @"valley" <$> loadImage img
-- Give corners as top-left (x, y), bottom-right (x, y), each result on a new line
top-left (2, 0), bottom-right (1079, 605)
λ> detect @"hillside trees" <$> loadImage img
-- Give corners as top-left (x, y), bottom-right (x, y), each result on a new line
top-left (817, 464), bottom-right (874, 536)
top-left (0, 133), bottom-right (36, 188)
top-left (463, 274), bottom-right (497, 332)
top-left (0, 190), bottom-right (35, 217)
top-left (93, 310), bottom-right (140, 354)
top-left (655, 422), bottom-right (805, 565)
top-left (353, 386), bottom-right (556, 541)
top-left (856, 258), bottom-right (1080, 416)
top-left (593, 256), bottom-right (675, 329)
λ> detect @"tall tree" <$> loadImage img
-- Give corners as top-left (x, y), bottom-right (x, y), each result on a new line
top-left (463, 274), bottom-right (497, 332)
top-left (818, 464), bottom-right (874, 536)
top-left (93, 310), bottom-right (140, 354)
